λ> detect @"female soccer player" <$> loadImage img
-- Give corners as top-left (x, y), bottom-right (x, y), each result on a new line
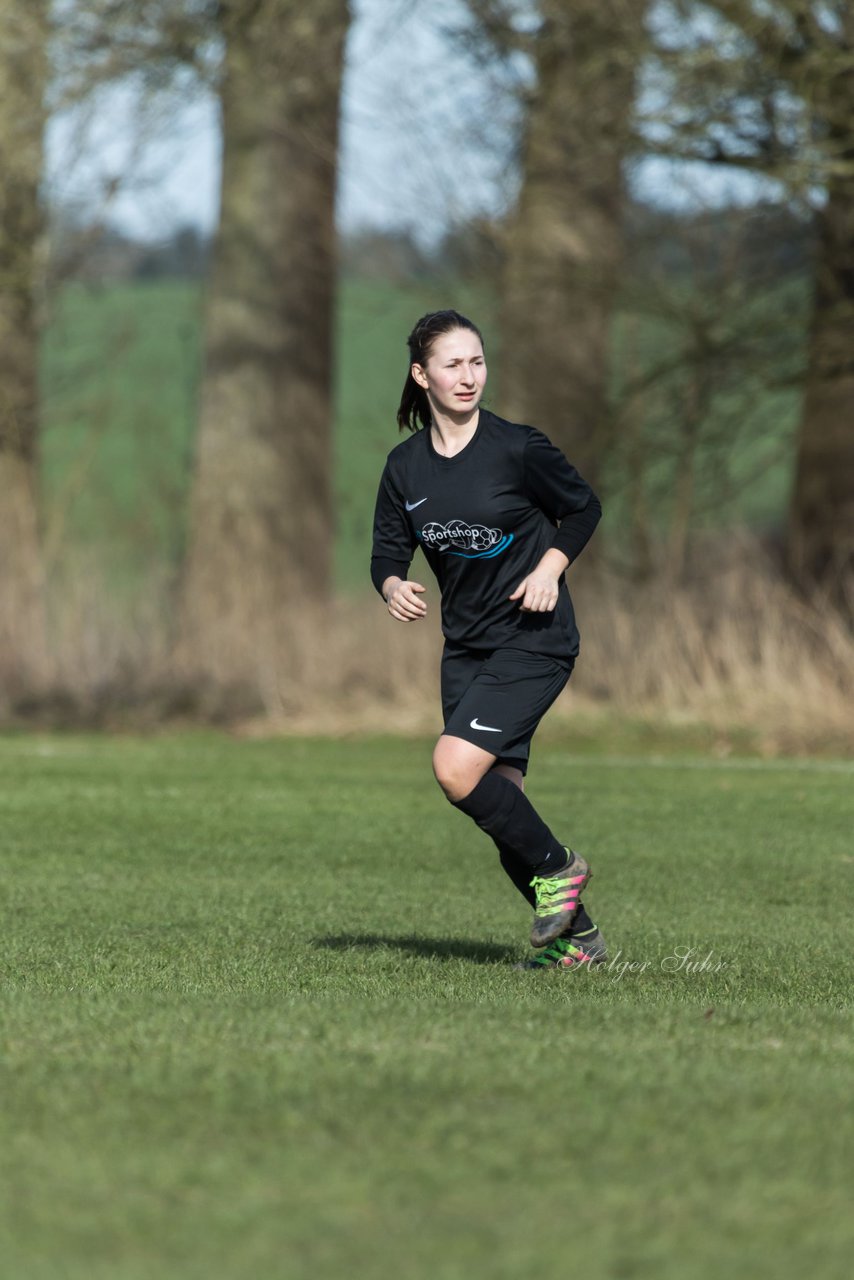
top-left (370, 309), bottom-right (605, 969)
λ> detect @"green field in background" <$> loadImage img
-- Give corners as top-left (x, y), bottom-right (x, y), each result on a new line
top-left (1, 732), bottom-right (852, 1279)
top-left (39, 278), bottom-right (803, 597)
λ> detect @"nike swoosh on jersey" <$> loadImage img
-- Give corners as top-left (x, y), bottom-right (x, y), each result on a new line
top-left (470, 718), bottom-right (501, 732)
top-left (405, 497), bottom-right (428, 511)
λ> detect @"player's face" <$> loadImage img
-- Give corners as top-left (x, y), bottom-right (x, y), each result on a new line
top-left (412, 328), bottom-right (487, 418)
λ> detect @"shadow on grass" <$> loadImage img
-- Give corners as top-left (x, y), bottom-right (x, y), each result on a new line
top-left (313, 934), bottom-right (518, 965)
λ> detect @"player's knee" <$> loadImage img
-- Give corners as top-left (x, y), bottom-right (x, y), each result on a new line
top-left (432, 742), bottom-right (479, 803)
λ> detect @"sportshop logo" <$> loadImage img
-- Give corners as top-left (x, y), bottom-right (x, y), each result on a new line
top-left (418, 519), bottom-right (514, 560)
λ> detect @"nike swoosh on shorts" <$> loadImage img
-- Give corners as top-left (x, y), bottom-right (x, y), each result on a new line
top-left (470, 718), bottom-right (501, 732)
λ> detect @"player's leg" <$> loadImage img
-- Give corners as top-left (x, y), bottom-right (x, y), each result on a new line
top-left (433, 735), bottom-right (566, 873)
top-left (432, 733), bottom-right (590, 947)
top-left (437, 648), bottom-right (593, 947)
top-left (490, 760), bottom-right (595, 924)
top-left (490, 763), bottom-right (534, 903)
top-left (490, 763), bottom-right (607, 969)
top-left (431, 734), bottom-right (499, 803)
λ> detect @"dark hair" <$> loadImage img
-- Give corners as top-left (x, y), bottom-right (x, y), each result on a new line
top-left (396, 309), bottom-right (485, 433)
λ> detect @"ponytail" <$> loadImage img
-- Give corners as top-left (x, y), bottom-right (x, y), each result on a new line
top-left (396, 372), bottom-right (431, 433)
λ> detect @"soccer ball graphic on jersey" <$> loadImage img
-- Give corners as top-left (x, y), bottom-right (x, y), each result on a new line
top-left (420, 519), bottom-right (503, 554)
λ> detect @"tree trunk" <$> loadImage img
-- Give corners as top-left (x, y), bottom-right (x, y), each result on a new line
top-left (787, 168), bottom-right (854, 599)
top-left (499, 0), bottom-right (647, 487)
top-left (178, 0), bottom-right (348, 689)
top-left (0, 0), bottom-right (48, 691)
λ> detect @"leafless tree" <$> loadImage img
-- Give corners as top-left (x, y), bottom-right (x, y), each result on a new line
top-left (0, 0), bottom-right (50, 689)
top-left (493, 0), bottom-right (651, 486)
top-left (177, 0), bottom-right (350, 690)
top-left (647, 0), bottom-right (854, 598)
top-left (53, 2), bottom-right (351, 693)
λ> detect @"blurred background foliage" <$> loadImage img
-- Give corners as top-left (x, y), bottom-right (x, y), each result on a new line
top-left (1, 0), bottom-right (852, 737)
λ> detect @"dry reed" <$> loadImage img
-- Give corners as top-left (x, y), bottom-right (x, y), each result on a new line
top-left (2, 541), bottom-right (852, 753)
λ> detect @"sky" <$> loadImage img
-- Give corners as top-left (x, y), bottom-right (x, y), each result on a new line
top-left (45, 0), bottom-right (773, 246)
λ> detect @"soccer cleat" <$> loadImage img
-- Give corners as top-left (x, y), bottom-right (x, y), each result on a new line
top-left (530, 849), bottom-right (592, 948)
top-left (513, 927), bottom-right (607, 971)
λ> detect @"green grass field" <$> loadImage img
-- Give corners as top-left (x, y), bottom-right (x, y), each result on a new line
top-left (2, 732), bottom-right (852, 1279)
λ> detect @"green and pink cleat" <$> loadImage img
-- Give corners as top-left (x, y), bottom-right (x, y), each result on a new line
top-left (529, 849), bottom-right (592, 948)
top-left (514, 926), bottom-right (607, 971)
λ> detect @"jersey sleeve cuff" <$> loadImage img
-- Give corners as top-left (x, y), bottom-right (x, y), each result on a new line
top-left (371, 556), bottom-right (412, 598)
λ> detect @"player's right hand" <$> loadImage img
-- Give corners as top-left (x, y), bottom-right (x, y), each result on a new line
top-left (385, 579), bottom-right (427, 622)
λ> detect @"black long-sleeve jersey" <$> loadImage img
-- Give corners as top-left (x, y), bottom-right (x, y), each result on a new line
top-left (370, 409), bottom-right (601, 661)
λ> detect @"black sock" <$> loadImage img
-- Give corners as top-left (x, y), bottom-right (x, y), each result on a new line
top-left (571, 916), bottom-right (597, 936)
top-left (496, 839), bottom-right (594, 931)
top-left (452, 772), bottom-right (567, 876)
top-left (496, 840), bottom-right (537, 906)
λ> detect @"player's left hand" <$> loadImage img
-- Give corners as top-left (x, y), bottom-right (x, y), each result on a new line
top-left (509, 569), bottom-right (560, 612)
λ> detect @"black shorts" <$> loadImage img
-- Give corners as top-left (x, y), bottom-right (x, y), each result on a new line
top-left (440, 645), bottom-right (574, 777)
